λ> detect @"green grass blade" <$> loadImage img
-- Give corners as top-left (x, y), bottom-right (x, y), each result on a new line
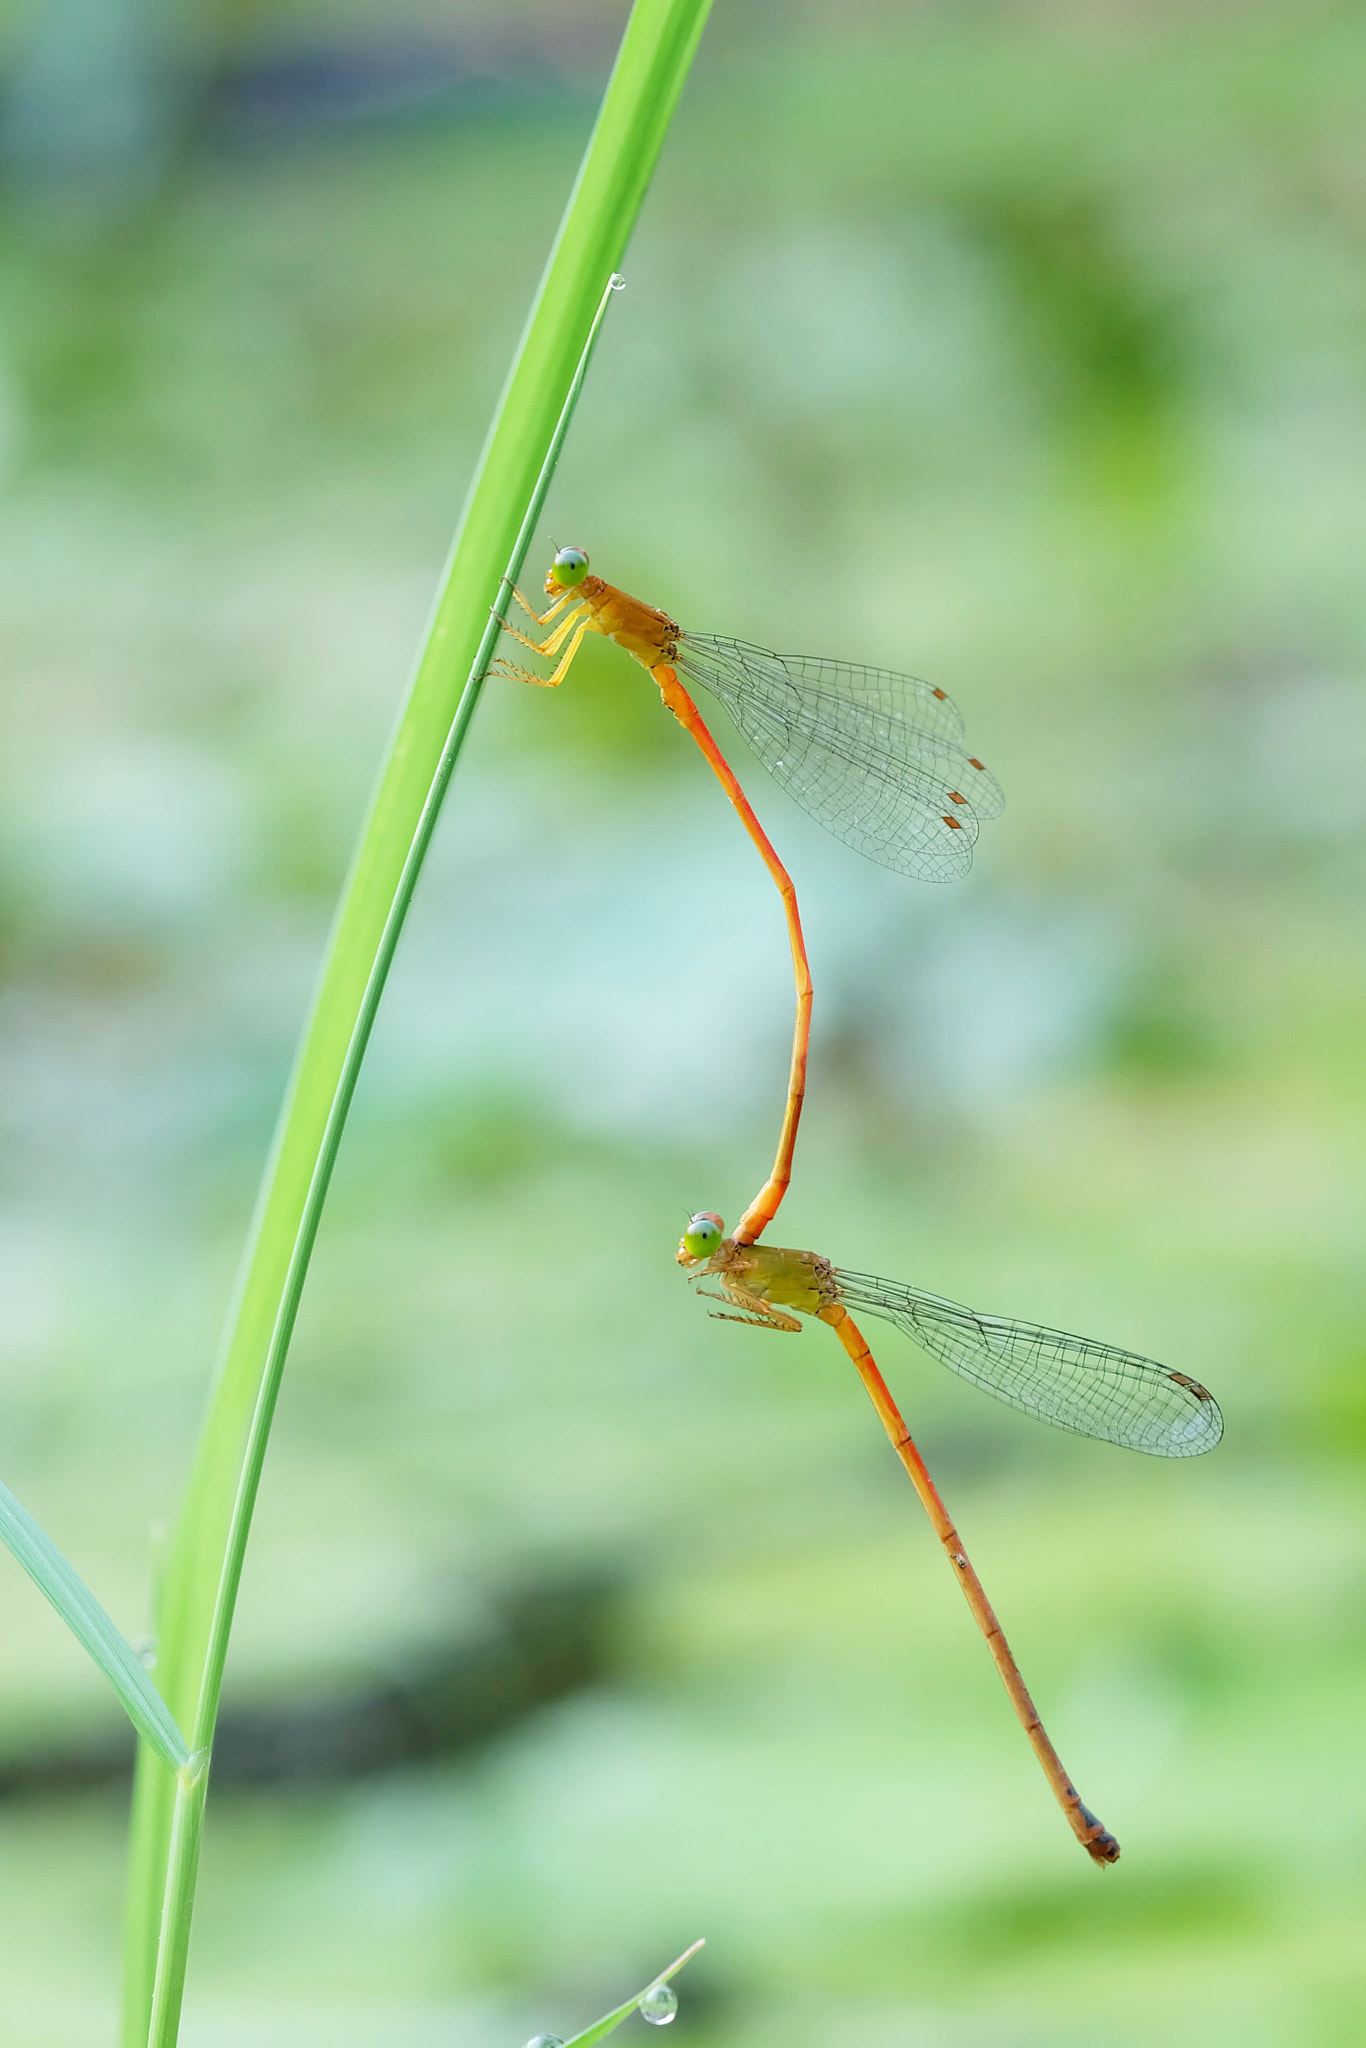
top-left (119, 3), bottom-right (713, 2043)
top-left (561, 1938), bottom-right (706, 2047)
top-left (0, 1477), bottom-right (189, 1771)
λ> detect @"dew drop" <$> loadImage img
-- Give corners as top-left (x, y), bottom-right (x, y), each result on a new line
top-left (639, 1981), bottom-right (678, 2026)
top-left (524, 2035), bottom-right (563, 2047)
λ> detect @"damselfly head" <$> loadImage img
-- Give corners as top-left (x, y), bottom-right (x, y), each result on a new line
top-left (549, 546), bottom-right (590, 589)
top-left (678, 1211), bottom-right (725, 1265)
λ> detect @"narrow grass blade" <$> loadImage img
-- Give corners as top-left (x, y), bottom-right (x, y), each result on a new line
top-left (120, 4), bottom-right (714, 2042)
top-left (0, 1477), bottom-right (189, 1770)
top-left (141, 279), bottom-right (626, 2048)
top-left (562, 1939), bottom-right (707, 2047)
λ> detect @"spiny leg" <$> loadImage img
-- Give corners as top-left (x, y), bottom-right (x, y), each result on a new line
top-left (696, 1284), bottom-right (801, 1332)
top-left (502, 581), bottom-right (581, 629)
top-left (499, 602), bottom-right (589, 658)
top-left (491, 616), bottom-right (594, 690)
top-left (708, 1311), bottom-right (793, 1329)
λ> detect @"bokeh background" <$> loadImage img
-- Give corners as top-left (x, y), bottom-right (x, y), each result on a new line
top-left (2, 2), bottom-right (1365, 2043)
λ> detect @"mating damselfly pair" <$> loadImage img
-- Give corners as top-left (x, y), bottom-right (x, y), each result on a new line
top-left (496, 546), bottom-right (1220, 1863)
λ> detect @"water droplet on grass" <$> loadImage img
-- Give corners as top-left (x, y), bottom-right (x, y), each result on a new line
top-left (524, 2035), bottom-right (563, 2047)
top-left (639, 1982), bottom-right (678, 2026)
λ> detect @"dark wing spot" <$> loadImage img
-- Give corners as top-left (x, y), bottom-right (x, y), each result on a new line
top-left (933, 687), bottom-right (948, 701)
top-left (968, 757), bottom-right (985, 772)
top-left (1169, 1371), bottom-right (1213, 1402)
top-left (949, 791), bottom-right (966, 804)
top-left (943, 815), bottom-right (963, 830)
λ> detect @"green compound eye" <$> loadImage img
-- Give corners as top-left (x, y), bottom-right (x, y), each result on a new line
top-left (682, 1212), bottom-right (724, 1259)
top-left (550, 546), bottom-right (589, 587)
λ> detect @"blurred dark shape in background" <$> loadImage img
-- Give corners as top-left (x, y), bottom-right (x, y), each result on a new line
top-left (0, 0), bottom-right (613, 214)
top-left (0, 1564), bottom-right (621, 1799)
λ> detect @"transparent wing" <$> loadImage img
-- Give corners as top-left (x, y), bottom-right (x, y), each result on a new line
top-left (694, 642), bottom-right (972, 745)
top-left (834, 1268), bottom-right (1222, 1458)
top-left (675, 635), bottom-right (1003, 884)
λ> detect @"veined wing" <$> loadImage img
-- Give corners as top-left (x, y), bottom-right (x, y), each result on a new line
top-left (682, 636), bottom-right (971, 744)
top-left (676, 635), bottom-right (1003, 884)
top-left (834, 1269), bottom-right (1222, 1458)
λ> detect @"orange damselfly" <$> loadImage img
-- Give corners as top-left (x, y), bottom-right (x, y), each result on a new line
top-left (494, 547), bottom-right (1002, 1242)
top-left (676, 1212), bottom-right (1223, 1864)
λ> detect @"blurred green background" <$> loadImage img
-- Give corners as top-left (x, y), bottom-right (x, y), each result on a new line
top-left (2, 2), bottom-right (1365, 2043)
